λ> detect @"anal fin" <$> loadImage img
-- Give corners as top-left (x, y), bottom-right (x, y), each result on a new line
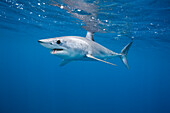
top-left (86, 54), bottom-right (117, 66)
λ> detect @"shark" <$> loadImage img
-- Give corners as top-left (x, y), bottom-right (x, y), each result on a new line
top-left (38, 31), bottom-right (132, 68)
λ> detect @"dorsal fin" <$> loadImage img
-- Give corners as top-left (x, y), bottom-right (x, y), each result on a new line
top-left (86, 31), bottom-right (94, 41)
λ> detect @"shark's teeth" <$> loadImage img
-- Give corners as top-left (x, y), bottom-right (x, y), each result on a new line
top-left (50, 48), bottom-right (63, 54)
top-left (50, 51), bottom-right (56, 54)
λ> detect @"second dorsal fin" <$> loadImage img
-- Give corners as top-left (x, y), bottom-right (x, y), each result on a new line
top-left (86, 31), bottom-right (94, 41)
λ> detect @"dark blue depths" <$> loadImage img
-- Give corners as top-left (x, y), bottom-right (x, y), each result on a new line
top-left (0, 0), bottom-right (170, 113)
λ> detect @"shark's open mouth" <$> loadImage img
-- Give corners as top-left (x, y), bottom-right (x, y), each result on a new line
top-left (51, 48), bottom-right (64, 54)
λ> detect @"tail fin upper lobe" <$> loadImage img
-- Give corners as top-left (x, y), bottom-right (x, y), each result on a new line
top-left (120, 41), bottom-right (133, 69)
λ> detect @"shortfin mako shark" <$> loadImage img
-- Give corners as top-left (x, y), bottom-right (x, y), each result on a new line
top-left (38, 31), bottom-right (132, 68)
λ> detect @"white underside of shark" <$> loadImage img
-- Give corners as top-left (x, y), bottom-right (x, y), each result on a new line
top-left (38, 31), bottom-right (132, 68)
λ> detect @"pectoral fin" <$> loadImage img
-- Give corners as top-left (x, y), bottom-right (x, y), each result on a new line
top-left (59, 60), bottom-right (70, 66)
top-left (86, 54), bottom-right (117, 66)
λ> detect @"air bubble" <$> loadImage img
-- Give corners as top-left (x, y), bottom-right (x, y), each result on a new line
top-left (147, 27), bottom-right (150, 30)
top-left (60, 5), bottom-right (64, 9)
top-left (17, 4), bottom-right (24, 10)
top-left (91, 16), bottom-right (95, 20)
top-left (38, 3), bottom-right (40, 5)
top-left (154, 32), bottom-right (158, 34)
top-left (77, 9), bottom-right (81, 12)
top-left (114, 37), bottom-right (119, 40)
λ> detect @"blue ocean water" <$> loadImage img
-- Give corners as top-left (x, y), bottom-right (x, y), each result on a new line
top-left (0, 0), bottom-right (170, 113)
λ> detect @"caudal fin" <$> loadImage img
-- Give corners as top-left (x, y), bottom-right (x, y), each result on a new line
top-left (120, 41), bottom-right (133, 69)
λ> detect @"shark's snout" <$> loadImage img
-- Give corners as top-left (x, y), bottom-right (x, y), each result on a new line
top-left (38, 40), bottom-right (47, 43)
top-left (38, 40), bottom-right (43, 43)
top-left (38, 38), bottom-right (66, 52)
top-left (38, 39), bottom-right (52, 49)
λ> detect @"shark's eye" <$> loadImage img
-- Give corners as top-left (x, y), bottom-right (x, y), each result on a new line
top-left (57, 40), bottom-right (61, 44)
